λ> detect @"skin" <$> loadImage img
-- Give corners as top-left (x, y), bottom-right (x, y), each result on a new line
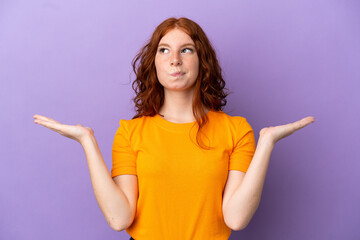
top-left (154, 28), bottom-right (205, 123)
top-left (33, 27), bottom-right (315, 231)
top-left (223, 116), bottom-right (315, 230)
top-left (33, 113), bottom-right (315, 231)
top-left (32, 115), bottom-right (314, 146)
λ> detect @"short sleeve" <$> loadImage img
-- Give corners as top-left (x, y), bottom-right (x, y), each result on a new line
top-left (229, 118), bottom-right (256, 172)
top-left (111, 119), bottom-right (137, 177)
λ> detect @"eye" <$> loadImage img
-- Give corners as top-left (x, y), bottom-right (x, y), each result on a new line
top-left (159, 48), bottom-right (169, 53)
top-left (182, 48), bottom-right (193, 53)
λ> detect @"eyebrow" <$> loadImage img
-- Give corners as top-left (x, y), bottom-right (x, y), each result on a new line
top-left (158, 43), bottom-right (195, 48)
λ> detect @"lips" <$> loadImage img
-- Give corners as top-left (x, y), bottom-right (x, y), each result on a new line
top-left (170, 71), bottom-right (184, 77)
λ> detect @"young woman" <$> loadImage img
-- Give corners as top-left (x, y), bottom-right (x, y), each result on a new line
top-left (33, 17), bottom-right (314, 240)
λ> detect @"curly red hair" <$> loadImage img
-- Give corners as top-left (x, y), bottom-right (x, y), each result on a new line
top-left (131, 17), bottom-right (230, 149)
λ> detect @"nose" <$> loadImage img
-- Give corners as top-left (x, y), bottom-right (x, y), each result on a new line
top-left (170, 52), bottom-right (182, 66)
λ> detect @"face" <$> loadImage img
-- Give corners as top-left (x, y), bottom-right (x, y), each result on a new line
top-left (154, 28), bottom-right (199, 93)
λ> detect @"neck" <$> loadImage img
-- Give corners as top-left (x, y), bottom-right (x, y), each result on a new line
top-left (159, 88), bottom-right (208, 123)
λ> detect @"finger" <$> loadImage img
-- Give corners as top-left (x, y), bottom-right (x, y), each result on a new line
top-left (33, 114), bottom-right (58, 122)
top-left (299, 116), bottom-right (315, 127)
top-left (304, 116), bottom-right (315, 123)
top-left (34, 119), bottom-right (64, 133)
top-left (33, 114), bottom-right (61, 124)
top-left (292, 116), bottom-right (315, 131)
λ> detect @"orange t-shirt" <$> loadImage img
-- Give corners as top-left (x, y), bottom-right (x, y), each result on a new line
top-left (111, 110), bottom-right (256, 240)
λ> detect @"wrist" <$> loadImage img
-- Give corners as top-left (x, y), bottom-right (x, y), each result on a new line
top-left (80, 132), bottom-right (96, 146)
top-left (257, 135), bottom-right (275, 148)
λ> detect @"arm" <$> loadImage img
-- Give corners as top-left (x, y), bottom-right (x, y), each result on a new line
top-left (33, 114), bottom-right (134, 231)
top-left (223, 137), bottom-right (274, 231)
top-left (81, 134), bottom-right (135, 231)
top-left (223, 116), bottom-right (315, 230)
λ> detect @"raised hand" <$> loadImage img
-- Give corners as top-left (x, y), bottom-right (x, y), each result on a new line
top-left (259, 116), bottom-right (315, 145)
top-left (33, 114), bottom-right (94, 144)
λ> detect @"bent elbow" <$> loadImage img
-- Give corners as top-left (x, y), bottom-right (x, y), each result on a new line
top-left (107, 218), bottom-right (132, 232)
top-left (108, 221), bottom-right (125, 232)
top-left (225, 217), bottom-right (249, 232)
top-left (231, 222), bottom-right (248, 231)
top-left (110, 224), bottom-right (125, 232)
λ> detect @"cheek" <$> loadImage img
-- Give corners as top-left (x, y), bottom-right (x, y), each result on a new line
top-left (192, 59), bottom-right (200, 73)
top-left (154, 58), bottom-right (159, 70)
top-left (155, 60), bottom-right (166, 81)
top-left (155, 58), bottom-right (165, 72)
top-left (193, 56), bottom-right (199, 68)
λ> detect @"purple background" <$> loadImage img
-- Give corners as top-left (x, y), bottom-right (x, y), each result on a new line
top-left (1, 0), bottom-right (359, 239)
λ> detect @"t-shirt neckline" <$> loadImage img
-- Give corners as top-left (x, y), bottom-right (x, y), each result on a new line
top-left (151, 109), bottom-right (213, 133)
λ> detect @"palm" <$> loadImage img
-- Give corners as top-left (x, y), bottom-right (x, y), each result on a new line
top-left (33, 114), bottom-right (93, 144)
top-left (259, 116), bottom-right (315, 144)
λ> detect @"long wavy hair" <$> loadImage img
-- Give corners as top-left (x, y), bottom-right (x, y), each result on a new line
top-left (131, 17), bottom-right (230, 150)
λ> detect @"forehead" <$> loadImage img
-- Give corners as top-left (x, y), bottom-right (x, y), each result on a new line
top-left (158, 28), bottom-right (194, 45)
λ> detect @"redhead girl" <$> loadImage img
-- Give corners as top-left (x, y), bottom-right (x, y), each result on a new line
top-left (34, 17), bottom-right (314, 240)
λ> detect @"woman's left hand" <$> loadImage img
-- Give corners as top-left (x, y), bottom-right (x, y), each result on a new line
top-left (259, 116), bottom-right (315, 145)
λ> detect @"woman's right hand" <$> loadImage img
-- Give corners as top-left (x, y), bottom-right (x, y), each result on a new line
top-left (33, 114), bottom-right (94, 145)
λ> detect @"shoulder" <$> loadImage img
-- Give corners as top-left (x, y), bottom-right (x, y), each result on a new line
top-left (118, 115), bottom-right (151, 132)
top-left (118, 116), bottom-right (144, 125)
top-left (210, 110), bottom-right (248, 128)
